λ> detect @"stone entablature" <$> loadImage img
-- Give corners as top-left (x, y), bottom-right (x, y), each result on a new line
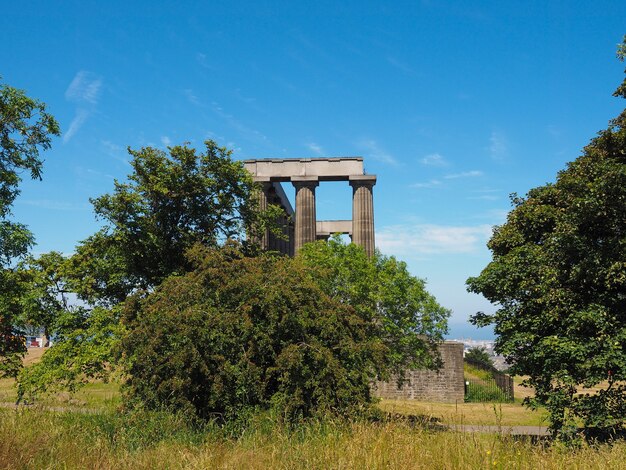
top-left (244, 157), bottom-right (364, 181)
top-left (316, 220), bottom-right (352, 238)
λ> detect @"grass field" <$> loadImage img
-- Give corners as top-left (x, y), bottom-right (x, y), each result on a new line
top-left (2, 408), bottom-right (626, 469)
top-left (1, 349), bottom-right (625, 469)
top-left (1, 360), bottom-right (544, 428)
top-left (379, 399), bottom-right (548, 427)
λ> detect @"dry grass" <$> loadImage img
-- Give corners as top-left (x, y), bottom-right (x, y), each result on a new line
top-left (513, 375), bottom-right (625, 400)
top-left (1, 409), bottom-right (625, 469)
top-left (22, 347), bottom-right (46, 365)
top-left (0, 378), bottom-right (15, 404)
top-left (2, 350), bottom-right (625, 468)
top-left (0, 348), bottom-right (46, 404)
top-left (0, 348), bottom-right (120, 411)
top-left (513, 376), bottom-right (535, 400)
top-left (378, 399), bottom-right (549, 427)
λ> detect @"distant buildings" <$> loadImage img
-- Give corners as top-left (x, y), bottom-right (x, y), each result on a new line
top-left (25, 335), bottom-right (46, 347)
top-left (453, 338), bottom-right (509, 371)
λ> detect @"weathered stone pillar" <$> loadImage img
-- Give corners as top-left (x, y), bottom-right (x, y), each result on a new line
top-left (350, 175), bottom-right (376, 257)
top-left (277, 213), bottom-right (287, 254)
top-left (254, 180), bottom-right (272, 250)
top-left (288, 220), bottom-right (295, 257)
top-left (293, 177), bottom-right (319, 254)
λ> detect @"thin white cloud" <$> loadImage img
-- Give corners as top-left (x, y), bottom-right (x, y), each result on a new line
top-left (184, 89), bottom-right (200, 106)
top-left (489, 131), bottom-right (508, 160)
top-left (226, 141), bottom-right (242, 153)
top-left (357, 139), bottom-right (398, 166)
top-left (234, 88), bottom-right (257, 105)
top-left (386, 56), bottom-right (419, 76)
top-left (161, 136), bottom-right (172, 146)
top-left (101, 140), bottom-right (130, 166)
top-left (467, 188), bottom-right (500, 201)
top-left (444, 170), bottom-right (483, 179)
top-left (63, 109), bottom-right (89, 144)
top-left (410, 179), bottom-right (442, 189)
top-left (421, 153), bottom-right (449, 167)
top-left (86, 168), bottom-right (115, 179)
top-left (205, 131), bottom-right (226, 143)
top-left (63, 71), bottom-right (102, 143)
top-left (101, 140), bottom-right (122, 154)
top-left (306, 142), bottom-right (325, 156)
top-left (211, 102), bottom-right (270, 145)
top-left (65, 71), bottom-right (102, 104)
top-left (196, 52), bottom-right (215, 70)
top-left (377, 223), bottom-right (493, 255)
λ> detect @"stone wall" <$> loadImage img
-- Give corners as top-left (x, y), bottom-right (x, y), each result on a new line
top-left (372, 341), bottom-right (465, 403)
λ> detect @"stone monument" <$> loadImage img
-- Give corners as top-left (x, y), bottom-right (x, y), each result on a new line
top-left (246, 157), bottom-right (465, 403)
top-left (244, 157), bottom-right (376, 256)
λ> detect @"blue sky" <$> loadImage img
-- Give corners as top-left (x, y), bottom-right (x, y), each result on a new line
top-left (3, 1), bottom-right (626, 338)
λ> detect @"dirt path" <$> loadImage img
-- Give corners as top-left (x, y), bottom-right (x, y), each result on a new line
top-left (449, 424), bottom-right (549, 436)
top-left (0, 402), bottom-right (98, 413)
top-left (22, 347), bottom-right (47, 365)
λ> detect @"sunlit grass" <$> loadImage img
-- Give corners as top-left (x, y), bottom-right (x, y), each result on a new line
top-left (3, 349), bottom-right (626, 468)
top-left (378, 399), bottom-right (549, 427)
top-left (1, 409), bottom-right (625, 469)
top-left (0, 348), bottom-right (120, 411)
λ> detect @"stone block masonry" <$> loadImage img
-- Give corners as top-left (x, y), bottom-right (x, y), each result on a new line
top-left (373, 341), bottom-right (465, 403)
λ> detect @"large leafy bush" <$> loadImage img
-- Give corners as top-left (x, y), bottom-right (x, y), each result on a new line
top-left (121, 244), bottom-right (383, 421)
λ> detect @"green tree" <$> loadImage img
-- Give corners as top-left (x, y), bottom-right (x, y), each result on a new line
top-left (467, 39), bottom-right (626, 440)
top-left (0, 80), bottom-right (59, 217)
top-left (298, 236), bottom-right (450, 381)
top-left (0, 80), bottom-right (59, 376)
top-left (17, 306), bottom-right (123, 402)
top-left (78, 140), bottom-right (279, 303)
top-left (18, 252), bottom-right (70, 344)
top-left (17, 140), bottom-right (280, 396)
top-left (121, 243), bottom-right (381, 421)
top-left (464, 347), bottom-right (495, 370)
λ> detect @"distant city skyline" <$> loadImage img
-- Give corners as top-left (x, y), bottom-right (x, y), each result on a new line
top-left (3, 1), bottom-right (626, 339)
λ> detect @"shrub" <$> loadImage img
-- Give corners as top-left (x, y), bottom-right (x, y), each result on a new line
top-left (120, 243), bottom-right (383, 422)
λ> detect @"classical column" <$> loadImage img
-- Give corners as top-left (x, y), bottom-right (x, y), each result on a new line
top-left (288, 220), bottom-right (295, 257)
top-left (268, 195), bottom-right (280, 252)
top-left (253, 179), bottom-right (272, 250)
top-left (277, 212), bottom-right (287, 255)
top-left (350, 175), bottom-right (376, 257)
top-left (292, 176), bottom-right (319, 254)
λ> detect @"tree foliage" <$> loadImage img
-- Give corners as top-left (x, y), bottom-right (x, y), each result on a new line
top-left (464, 347), bottom-right (495, 370)
top-left (121, 243), bottom-right (382, 421)
top-left (298, 237), bottom-right (450, 380)
top-left (0, 80), bottom-right (60, 217)
top-left (467, 39), bottom-right (626, 439)
top-left (0, 266), bottom-right (28, 376)
top-left (13, 251), bottom-right (127, 402)
top-left (17, 141), bottom-right (280, 394)
top-left (0, 80), bottom-right (59, 377)
top-left (17, 306), bottom-right (123, 403)
top-left (82, 140), bottom-right (273, 301)
top-left (18, 252), bottom-right (69, 340)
